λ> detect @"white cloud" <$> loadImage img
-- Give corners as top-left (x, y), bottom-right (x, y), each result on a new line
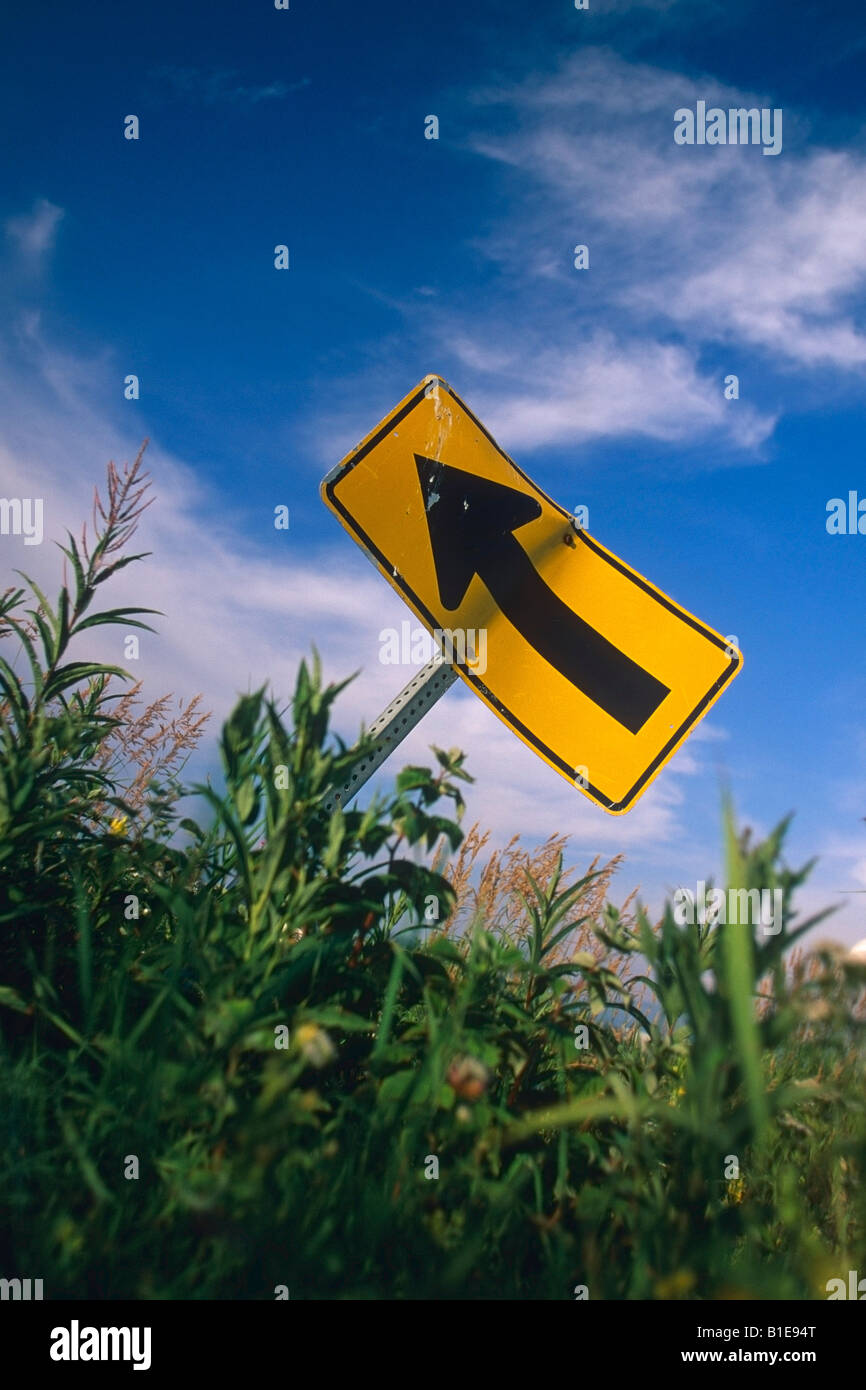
top-left (635, 150), bottom-right (866, 367)
top-left (5, 199), bottom-right (64, 261)
top-left (456, 333), bottom-right (775, 451)
top-left (465, 49), bottom-right (866, 375)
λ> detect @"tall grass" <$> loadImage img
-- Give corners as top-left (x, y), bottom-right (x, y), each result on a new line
top-left (0, 457), bottom-right (864, 1299)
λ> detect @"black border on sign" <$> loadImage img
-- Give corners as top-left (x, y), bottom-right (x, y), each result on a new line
top-left (322, 379), bottom-right (741, 813)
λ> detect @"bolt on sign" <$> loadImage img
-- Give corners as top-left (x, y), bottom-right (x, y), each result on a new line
top-left (321, 375), bottom-right (742, 813)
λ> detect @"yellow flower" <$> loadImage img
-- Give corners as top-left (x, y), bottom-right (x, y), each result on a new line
top-left (109, 815), bottom-right (128, 835)
top-left (727, 1177), bottom-right (746, 1204)
top-left (295, 1023), bottom-right (336, 1068)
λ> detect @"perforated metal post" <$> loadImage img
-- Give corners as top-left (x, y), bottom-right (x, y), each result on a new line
top-left (323, 657), bottom-right (458, 813)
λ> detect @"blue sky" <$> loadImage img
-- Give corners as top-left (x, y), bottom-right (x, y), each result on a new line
top-left (2, 0), bottom-right (866, 941)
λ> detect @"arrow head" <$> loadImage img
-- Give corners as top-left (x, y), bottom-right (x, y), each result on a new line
top-left (414, 454), bottom-right (542, 609)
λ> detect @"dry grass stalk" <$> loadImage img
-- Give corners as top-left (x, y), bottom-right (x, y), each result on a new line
top-left (432, 822), bottom-right (643, 1005)
top-left (91, 680), bottom-right (210, 816)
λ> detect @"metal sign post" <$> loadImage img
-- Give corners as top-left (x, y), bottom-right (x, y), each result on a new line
top-left (323, 657), bottom-right (458, 813)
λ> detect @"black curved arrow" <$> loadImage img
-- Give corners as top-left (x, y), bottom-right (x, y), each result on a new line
top-left (414, 454), bottom-right (670, 734)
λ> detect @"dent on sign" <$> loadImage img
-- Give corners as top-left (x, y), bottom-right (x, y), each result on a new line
top-left (321, 375), bottom-right (742, 814)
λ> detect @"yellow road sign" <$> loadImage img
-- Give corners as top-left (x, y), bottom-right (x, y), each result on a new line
top-left (321, 375), bottom-right (742, 813)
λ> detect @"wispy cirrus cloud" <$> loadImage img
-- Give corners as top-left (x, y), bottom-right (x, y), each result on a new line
top-left (466, 49), bottom-right (866, 374)
top-left (447, 332), bottom-right (776, 453)
top-left (149, 65), bottom-right (309, 106)
top-left (306, 44), bottom-right (866, 465)
top-left (328, 47), bottom-right (866, 467)
top-left (4, 198), bottom-right (64, 262)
